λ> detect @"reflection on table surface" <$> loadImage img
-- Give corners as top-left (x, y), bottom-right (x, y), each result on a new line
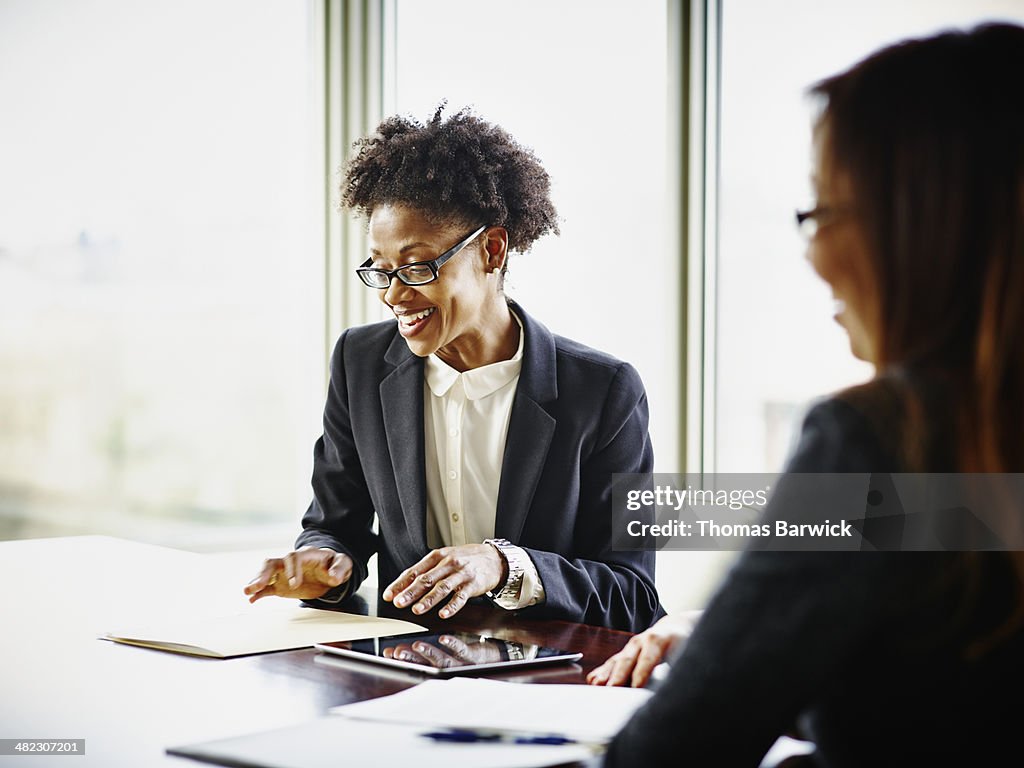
top-left (0, 536), bottom-right (632, 767)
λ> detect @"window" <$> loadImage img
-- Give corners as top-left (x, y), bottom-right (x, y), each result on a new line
top-left (0, 0), bottom-right (322, 549)
top-left (391, 0), bottom-right (680, 471)
top-left (714, 0), bottom-right (1024, 473)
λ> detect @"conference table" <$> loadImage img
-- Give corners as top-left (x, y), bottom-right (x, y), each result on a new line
top-left (0, 536), bottom-right (634, 767)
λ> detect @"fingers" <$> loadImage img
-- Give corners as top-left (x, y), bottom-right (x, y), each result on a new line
top-left (587, 614), bottom-right (694, 687)
top-left (409, 562), bottom-right (471, 617)
top-left (385, 549), bottom-right (461, 612)
top-left (437, 585), bottom-right (470, 618)
top-left (282, 552), bottom-right (301, 589)
top-left (385, 643), bottom-right (432, 666)
top-left (630, 636), bottom-right (672, 688)
top-left (586, 632), bottom-right (675, 688)
top-left (586, 658), bottom-right (615, 685)
top-left (437, 634), bottom-right (473, 659)
top-left (381, 570), bottom-right (414, 603)
top-left (607, 643), bottom-right (641, 687)
top-left (384, 545), bottom-right (495, 617)
top-left (412, 640), bottom-right (457, 669)
top-left (244, 558), bottom-right (284, 599)
top-left (246, 585), bottom-right (276, 603)
top-left (411, 573), bottom-right (464, 616)
top-left (383, 550), bottom-right (443, 603)
top-left (244, 549), bottom-right (350, 603)
top-left (392, 569), bottom-right (443, 610)
top-left (326, 552), bottom-right (352, 586)
top-left (589, 636), bottom-right (643, 687)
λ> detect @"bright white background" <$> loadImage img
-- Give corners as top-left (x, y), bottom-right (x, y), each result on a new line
top-left (391, 0), bottom-right (679, 471)
top-left (0, 0), bottom-right (322, 549)
top-left (2, 0), bottom-right (1023, 613)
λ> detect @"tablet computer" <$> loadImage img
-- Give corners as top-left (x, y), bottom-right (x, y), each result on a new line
top-left (314, 630), bottom-right (582, 677)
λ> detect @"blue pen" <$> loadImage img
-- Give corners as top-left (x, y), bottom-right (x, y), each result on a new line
top-left (513, 735), bottom-right (578, 745)
top-left (420, 729), bottom-right (502, 743)
top-left (420, 728), bottom-right (578, 745)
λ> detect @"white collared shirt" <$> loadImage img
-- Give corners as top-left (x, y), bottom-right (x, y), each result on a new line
top-left (422, 311), bottom-right (544, 610)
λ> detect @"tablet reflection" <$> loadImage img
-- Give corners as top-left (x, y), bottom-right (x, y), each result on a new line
top-left (380, 632), bottom-right (539, 670)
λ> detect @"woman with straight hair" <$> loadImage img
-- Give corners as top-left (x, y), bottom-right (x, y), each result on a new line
top-left (597, 22), bottom-right (1024, 765)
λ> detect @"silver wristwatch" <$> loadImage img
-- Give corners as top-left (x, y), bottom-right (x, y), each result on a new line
top-left (503, 641), bottom-right (527, 661)
top-left (483, 538), bottom-right (525, 602)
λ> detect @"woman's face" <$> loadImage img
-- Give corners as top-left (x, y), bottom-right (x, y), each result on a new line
top-left (807, 126), bottom-right (881, 366)
top-left (367, 204), bottom-right (505, 363)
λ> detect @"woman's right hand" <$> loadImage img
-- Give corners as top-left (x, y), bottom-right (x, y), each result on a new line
top-left (243, 547), bottom-right (353, 603)
top-left (586, 610), bottom-right (702, 688)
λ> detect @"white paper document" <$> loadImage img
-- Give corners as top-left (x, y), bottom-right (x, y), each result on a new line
top-left (168, 718), bottom-right (595, 768)
top-left (330, 676), bottom-right (653, 743)
top-left (97, 543), bottom-right (424, 658)
top-left (104, 604), bottom-right (425, 658)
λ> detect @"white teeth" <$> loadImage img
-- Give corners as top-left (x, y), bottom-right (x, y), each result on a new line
top-left (399, 307), bottom-right (435, 325)
top-left (833, 299), bottom-right (847, 315)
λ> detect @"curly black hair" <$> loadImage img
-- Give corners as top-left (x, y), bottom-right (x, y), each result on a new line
top-left (340, 104), bottom-right (559, 254)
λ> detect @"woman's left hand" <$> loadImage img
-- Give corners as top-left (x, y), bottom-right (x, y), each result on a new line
top-left (382, 543), bottom-right (506, 618)
top-left (586, 610), bottom-right (702, 688)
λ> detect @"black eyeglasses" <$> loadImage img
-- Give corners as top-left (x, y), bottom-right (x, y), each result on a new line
top-left (794, 205), bottom-right (848, 239)
top-left (356, 226), bottom-right (487, 289)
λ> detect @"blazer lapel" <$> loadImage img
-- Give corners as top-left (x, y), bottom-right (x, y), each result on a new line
top-left (495, 303), bottom-right (558, 542)
top-left (380, 332), bottom-right (428, 554)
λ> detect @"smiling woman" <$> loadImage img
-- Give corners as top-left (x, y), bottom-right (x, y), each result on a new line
top-left (802, 123), bottom-right (881, 364)
top-left (364, 210), bottom-right (510, 370)
top-left (243, 106), bottom-right (666, 633)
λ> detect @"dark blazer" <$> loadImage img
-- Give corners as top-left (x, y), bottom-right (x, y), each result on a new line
top-left (296, 301), bottom-right (664, 632)
top-left (604, 396), bottom-right (1024, 766)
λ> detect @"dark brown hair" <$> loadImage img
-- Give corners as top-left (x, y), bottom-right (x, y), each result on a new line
top-left (812, 23), bottom-right (1024, 654)
top-left (811, 23), bottom-right (1024, 474)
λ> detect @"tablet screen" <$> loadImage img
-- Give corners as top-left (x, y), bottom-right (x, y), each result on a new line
top-left (314, 631), bottom-right (582, 676)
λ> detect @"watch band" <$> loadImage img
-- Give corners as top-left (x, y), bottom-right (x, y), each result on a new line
top-left (503, 641), bottom-right (527, 661)
top-left (483, 538), bottom-right (525, 602)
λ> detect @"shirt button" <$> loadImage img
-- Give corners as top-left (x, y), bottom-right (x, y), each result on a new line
top-left (451, 513), bottom-right (460, 522)
top-left (448, 470), bottom-right (457, 480)
top-left (449, 427), bottom-right (459, 437)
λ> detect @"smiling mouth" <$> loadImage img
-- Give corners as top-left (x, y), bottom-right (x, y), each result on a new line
top-left (832, 298), bottom-right (847, 322)
top-left (396, 307), bottom-right (436, 334)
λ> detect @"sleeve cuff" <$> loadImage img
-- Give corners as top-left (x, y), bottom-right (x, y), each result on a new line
top-left (308, 580), bottom-right (351, 605)
top-left (491, 545), bottom-right (545, 611)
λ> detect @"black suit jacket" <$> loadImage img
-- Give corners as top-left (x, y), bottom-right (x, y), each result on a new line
top-left (296, 301), bottom-right (664, 632)
top-left (604, 396), bottom-right (1024, 766)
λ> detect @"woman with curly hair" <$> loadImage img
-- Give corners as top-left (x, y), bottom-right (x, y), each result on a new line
top-left (244, 105), bottom-right (664, 633)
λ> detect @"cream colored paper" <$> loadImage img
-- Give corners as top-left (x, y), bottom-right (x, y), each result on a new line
top-left (84, 538), bottom-right (422, 657)
top-left (104, 604), bottom-right (425, 658)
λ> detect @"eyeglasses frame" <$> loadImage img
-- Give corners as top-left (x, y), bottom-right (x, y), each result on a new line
top-left (794, 205), bottom-right (849, 239)
top-left (356, 225), bottom-right (487, 289)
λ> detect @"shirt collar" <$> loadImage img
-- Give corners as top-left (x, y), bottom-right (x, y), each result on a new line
top-left (424, 310), bottom-right (524, 400)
